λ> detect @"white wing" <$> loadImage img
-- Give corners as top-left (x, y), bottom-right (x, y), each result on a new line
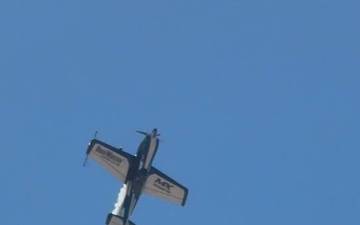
top-left (143, 166), bottom-right (188, 206)
top-left (87, 139), bottom-right (134, 183)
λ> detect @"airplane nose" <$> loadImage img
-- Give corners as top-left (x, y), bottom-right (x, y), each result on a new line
top-left (152, 128), bottom-right (157, 135)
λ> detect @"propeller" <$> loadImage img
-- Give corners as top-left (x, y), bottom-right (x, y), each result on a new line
top-left (136, 129), bottom-right (164, 145)
top-left (136, 130), bottom-right (149, 136)
top-left (136, 129), bottom-right (160, 137)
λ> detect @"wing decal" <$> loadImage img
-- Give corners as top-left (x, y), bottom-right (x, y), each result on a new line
top-left (143, 166), bottom-right (188, 206)
top-left (86, 139), bottom-right (134, 183)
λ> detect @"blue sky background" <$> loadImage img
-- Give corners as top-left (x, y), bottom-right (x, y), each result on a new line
top-left (1, 0), bottom-right (359, 225)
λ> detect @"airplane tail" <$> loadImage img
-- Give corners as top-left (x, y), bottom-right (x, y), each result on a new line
top-left (106, 213), bottom-right (135, 225)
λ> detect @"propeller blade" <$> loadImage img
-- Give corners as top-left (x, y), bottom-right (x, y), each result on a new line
top-left (136, 130), bottom-right (148, 136)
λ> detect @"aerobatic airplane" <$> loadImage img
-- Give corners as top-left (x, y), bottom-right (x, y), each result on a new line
top-left (85, 128), bottom-right (188, 225)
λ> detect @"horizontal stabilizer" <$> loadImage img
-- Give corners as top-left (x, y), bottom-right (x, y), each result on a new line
top-left (106, 213), bottom-right (135, 225)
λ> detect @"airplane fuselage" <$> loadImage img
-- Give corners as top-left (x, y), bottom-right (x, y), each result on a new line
top-left (117, 129), bottom-right (160, 224)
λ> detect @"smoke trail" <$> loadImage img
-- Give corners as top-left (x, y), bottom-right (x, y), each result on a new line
top-left (112, 184), bottom-right (127, 216)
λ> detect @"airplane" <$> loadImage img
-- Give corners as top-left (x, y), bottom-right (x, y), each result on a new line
top-left (84, 128), bottom-right (188, 225)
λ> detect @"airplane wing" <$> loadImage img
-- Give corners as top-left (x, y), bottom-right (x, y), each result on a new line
top-left (143, 166), bottom-right (188, 206)
top-left (86, 139), bottom-right (134, 183)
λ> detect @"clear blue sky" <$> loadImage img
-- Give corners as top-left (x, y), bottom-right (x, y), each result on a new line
top-left (1, 1), bottom-right (359, 225)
